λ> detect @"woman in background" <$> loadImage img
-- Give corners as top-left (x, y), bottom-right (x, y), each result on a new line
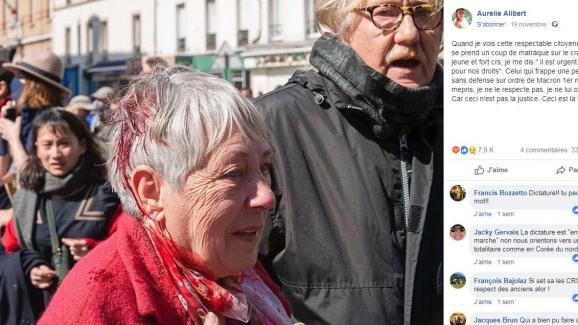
top-left (1, 109), bottom-right (120, 321)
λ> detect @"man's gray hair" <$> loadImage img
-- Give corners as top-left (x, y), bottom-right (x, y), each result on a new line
top-left (316, 0), bottom-right (444, 40)
top-left (107, 66), bottom-right (268, 218)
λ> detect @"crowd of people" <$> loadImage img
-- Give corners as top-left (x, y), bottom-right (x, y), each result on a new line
top-left (0, 0), bottom-right (444, 324)
top-left (0, 48), bottom-right (121, 323)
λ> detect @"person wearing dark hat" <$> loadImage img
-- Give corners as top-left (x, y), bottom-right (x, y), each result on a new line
top-left (0, 49), bottom-right (71, 176)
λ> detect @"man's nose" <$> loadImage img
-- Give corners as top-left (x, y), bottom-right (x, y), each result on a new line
top-left (394, 14), bottom-right (420, 46)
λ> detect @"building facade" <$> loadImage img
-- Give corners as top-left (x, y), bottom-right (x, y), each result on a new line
top-left (52, 0), bottom-right (157, 94)
top-left (0, 0), bottom-right (52, 60)
top-left (160, 0), bottom-right (319, 95)
top-left (238, 0), bottom-right (319, 95)
top-left (51, 0), bottom-right (319, 95)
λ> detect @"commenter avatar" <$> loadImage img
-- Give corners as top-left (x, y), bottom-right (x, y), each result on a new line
top-left (450, 312), bottom-right (467, 325)
top-left (450, 185), bottom-right (467, 201)
top-left (450, 224), bottom-right (466, 241)
top-left (453, 8), bottom-right (472, 29)
top-left (450, 272), bottom-right (467, 289)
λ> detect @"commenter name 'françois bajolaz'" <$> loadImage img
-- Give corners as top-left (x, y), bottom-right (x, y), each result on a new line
top-left (477, 10), bottom-right (527, 17)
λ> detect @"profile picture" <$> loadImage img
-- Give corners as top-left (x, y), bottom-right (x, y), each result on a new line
top-left (450, 224), bottom-right (466, 241)
top-left (450, 185), bottom-right (466, 202)
top-left (450, 272), bottom-right (466, 289)
top-left (453, 8), bottom-right (472, 29)
top-left (450, 312), bottom-right (467, 325)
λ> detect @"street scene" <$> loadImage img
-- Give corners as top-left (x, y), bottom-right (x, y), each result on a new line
top-left (0, 1), bottom-right (445, 324)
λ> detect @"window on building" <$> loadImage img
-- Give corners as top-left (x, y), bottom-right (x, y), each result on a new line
top-left (2, 5), bottom-right (6, 31)
top-left (14, 1), bottom-right (18, 24)
top-left (86, 22), bottom-right (93, 63)
top-left (39, 0), bottom-right (47, 20)
top-left (237, 0), bottom-right (249, 47)
top-left (232, 70), bottom-right (249, 90)
top-left (305, 0), bottom-right (318, 37)
top-left (28, 0), bottom-right (34, 25)
top-left (77, 23), bottom-right (81, 56)
top-left (176, 4), bottom-right (186, 52)
top-left (100, 20), bottom-right (108, 60)
top-left (65, 27), bottom-right (71, 64)
top-left (269, 0), bottom-right (281, 41)
top-left (36, 0), bottom-right (51, 20)
top-left (206, 0), bottom-right (216, 50)
top-left (238, 30), bottom-right (248, 47)
top-left (133, 14), bottom-right (141, 54)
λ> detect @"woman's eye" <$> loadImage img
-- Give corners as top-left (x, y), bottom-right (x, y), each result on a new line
top-left (224, 169), bottom-right (243, 179)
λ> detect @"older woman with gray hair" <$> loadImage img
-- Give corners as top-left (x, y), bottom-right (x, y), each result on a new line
top-left (39, 67), bottom-right (293, 324)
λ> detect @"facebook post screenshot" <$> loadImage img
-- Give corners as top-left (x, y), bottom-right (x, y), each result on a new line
top-left (6, 0), bottom-right (578, 324)
top-left (446, 0), bottom-right (578, 324)
top-left (1, 0), bottom-right (446, 323)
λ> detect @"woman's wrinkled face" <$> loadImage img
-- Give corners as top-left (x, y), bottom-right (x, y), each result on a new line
top-left (36, 125), bottom-right (86, 176)
top-left (161, 131), bottom-right (275, 279)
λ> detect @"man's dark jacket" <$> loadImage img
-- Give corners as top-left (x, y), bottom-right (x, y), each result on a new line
top-left (255, 35), bottom-right (443, 325)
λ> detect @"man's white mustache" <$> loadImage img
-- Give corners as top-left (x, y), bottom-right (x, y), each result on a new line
top-left (385, 47), bottom-right (426, 65)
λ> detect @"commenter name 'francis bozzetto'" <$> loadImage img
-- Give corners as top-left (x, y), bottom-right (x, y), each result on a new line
top-left (477, 10), bottom-right (527, 17)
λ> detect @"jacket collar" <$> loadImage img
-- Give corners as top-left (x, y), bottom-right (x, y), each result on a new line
top-left (306, 34), bottom-right (442, 138)
top-left (116, 216), bottom-right (191, 323)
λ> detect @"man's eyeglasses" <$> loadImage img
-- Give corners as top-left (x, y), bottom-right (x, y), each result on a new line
top-left (351, 3), bottom-right (442, 31)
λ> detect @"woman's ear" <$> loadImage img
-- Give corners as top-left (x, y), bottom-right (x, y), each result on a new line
top-left (130, 165), bottom-right (164, 218)
top-left (79, 138), bottom-right (87, 155)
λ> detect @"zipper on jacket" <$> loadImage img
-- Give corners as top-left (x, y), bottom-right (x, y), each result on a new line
top-left (399, 134), bottom-right (411, 229)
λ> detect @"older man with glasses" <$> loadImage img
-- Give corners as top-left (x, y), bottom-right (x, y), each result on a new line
top-left (255, 0), bottom-right (444, 324)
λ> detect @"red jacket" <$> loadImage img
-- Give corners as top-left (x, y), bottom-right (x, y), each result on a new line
top-left (39, 214), bottom-right (289, 324)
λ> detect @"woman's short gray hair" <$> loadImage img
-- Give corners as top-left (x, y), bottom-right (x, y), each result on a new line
top-left (316, 0), bottom-right (444, 40)
top-left (108, 66), bottom-right (268, 218)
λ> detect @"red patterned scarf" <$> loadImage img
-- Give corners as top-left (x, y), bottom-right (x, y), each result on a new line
top-left (142, 216), bottom-right (291, 324)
